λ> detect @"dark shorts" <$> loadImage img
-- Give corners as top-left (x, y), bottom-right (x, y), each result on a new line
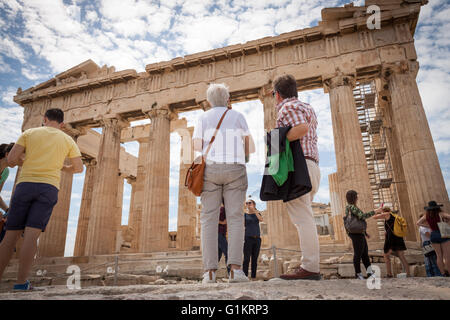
top-left (430, 230), bottom-right (450, 244)
top-left (6, 182), bottom-right (58, 232)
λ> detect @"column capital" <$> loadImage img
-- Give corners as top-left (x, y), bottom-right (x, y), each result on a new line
top-left (381, 60), bottom-right (418, 81)
top-left (323, 72), bottom-right (356, 93)
top-left (126, 176), bottom-right (136, 185)
top-left (143, 104), bottom-right (177, 121)
top-left (95, 115), bottom-right (129, 129)
top-left (83, 158), bottom-right (97, 167)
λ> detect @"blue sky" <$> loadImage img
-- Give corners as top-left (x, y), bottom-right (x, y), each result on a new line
top-left (0, 0), bottom-right (449, 257)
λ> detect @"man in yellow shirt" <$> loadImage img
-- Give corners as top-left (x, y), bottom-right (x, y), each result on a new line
top-left (0, 108), bottom-right (83, 290)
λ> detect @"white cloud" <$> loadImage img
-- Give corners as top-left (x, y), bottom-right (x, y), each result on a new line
top-left (0, 105), bottom-right (23, 142)
top-left (0, 37), bottom-right (27, 64)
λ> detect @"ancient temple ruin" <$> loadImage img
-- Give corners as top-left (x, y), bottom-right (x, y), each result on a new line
top-left (11, 0), bottom-right (448, 263)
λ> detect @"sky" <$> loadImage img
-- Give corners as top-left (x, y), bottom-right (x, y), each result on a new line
top-left (0, 0), bottom-right (449, 257)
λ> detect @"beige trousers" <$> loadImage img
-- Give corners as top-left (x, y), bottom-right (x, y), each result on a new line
top-left (200, 163), bottom-right (248, 270)
top-left (285, 159), bottom-right (321, 273)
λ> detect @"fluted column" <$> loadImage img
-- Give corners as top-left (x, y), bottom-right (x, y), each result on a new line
top-left (176, 127), bottom-right (197, 250)
top-left (85, 117), bottom-right (128, 255)
top-left (328, 172), bottom-right (348, 244)
top-left (324, 74), bottom-right (379, 241)
top-left (73, 159), bottom-right (97, 257)
top-left (259, 85), bottom-right (299, 249)
top-left (129, 139), bottom-right (148, 252)
top-left (385, 62), bottom-right (450, 240)
top-left (140, 106), bottom-right (175, 252)
top-left (114, 174), bottom-right (125, 252)
top-left (375, 80), bottom-right (415, 241)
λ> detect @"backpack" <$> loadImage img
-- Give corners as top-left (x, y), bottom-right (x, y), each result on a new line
top-left (392, 213), bottom-right (407, 238)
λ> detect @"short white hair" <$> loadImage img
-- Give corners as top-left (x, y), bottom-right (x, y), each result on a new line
top-left (206, 83), bottom-right (230, 107)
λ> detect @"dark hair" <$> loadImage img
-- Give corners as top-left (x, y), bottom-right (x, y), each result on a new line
top-left (0, 143), bottom-right (14, 159)
top-left (273, 74), bottom-right (298, 99)
top-left (426, 207), bottom-right (441, 220)
top-left (44, 108), bottom-right (64, 123)
top-left (346, 190), bottom-right (358, 205)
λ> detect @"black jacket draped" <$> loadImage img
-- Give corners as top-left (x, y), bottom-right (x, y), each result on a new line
top-left (260, 126), bottom-right (312, 202)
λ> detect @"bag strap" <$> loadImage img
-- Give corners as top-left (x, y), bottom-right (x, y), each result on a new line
top-left (203, 108), bottom-right (230, 158)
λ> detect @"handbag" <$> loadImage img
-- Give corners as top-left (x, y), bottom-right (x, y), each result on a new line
top-left (437, 213), bottom-right (450, 239)
top-left (343, 207), bottom-right (367, 234)
top-left (185, 108), bottom-right (229, 196)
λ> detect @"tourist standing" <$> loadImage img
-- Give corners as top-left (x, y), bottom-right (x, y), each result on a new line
top-left (0, 108), bottom-right (83, 290)
top-left (373, 207), bottom-right (410, 277)
top-left (344, 190), bottom-right (383, 279)
top-left (193, 83), bottom-right (254, 284)
top-left (242, 198), bottom-right (263, 280)
top-left (268, 75), bottom-right (321, 280)
top-left (218, 202), bottom-right (230, 276)
top-left (418, 214), bottom-right (442, 277)
top-left (417, 201), bottom-right (450, 277)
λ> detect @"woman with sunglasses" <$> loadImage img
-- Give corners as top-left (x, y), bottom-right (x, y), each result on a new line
top-left (243, 198), bottom-right (263, 280)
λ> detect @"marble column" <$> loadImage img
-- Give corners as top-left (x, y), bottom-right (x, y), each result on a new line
top-left (140, 106), bottom-right (174, 252)
top-left (114, 174), bottom-right (125, 252)
top-left (259, 85), bottom-right (299, 249)
top-left (129, 139), bottom-right (148, 253)
top-left (328, 172), bottom-right (348, 244)
top-left (37, 161), bottom-right (74, 257)
top-left (385, 62), bottom-right (450, 240)
top-left (324, 74), bottom-right (379, 241)
top-left (73, 159), bottom-right (97, 257)
top-left (176, 127), bottom-right (197, 250)
top-left (85, 117), bottom-right (128, 255)
top-left (375, 80), bottom-right (416, 241)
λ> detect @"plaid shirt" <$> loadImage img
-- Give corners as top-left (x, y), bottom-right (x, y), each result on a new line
top-left (276, 97), bottom-right (319, 164)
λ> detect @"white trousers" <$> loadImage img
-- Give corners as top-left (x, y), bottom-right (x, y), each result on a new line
top-left (285, 159), bottom-right (321, 273)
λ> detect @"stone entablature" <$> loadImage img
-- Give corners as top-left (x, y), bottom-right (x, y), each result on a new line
top-left (15, 2), bottom-right (421, 130)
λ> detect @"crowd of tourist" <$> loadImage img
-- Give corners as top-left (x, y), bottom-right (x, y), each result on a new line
top-left (0, 75), bottom-right (448, 291)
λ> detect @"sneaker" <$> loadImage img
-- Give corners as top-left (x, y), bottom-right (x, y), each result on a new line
top-left (202, 270), bottom-right (216, 284)
top-left (229, 269), bottom-right (249, 283)
top-left (13, 280), bottom-right (32, 291)
top-left (355, 273), bottom-right (365, 280)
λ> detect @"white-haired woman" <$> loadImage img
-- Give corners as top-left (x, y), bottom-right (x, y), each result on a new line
top-left (193, 83), bottom-right (255, 283)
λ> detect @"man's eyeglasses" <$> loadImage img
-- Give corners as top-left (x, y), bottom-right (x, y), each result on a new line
top-left (246, 202), bottom-right (253, 205)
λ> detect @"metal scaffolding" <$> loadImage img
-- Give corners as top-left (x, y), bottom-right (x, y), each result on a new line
top-left (353, 81), bottom-right (399, 240)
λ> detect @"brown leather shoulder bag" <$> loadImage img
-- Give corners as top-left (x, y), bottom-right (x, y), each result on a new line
top-left (185, 108), bottom-right (229, 196)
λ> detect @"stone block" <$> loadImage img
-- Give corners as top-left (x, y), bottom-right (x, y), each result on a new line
top-left (337, 264), bottom-right (357, 278)
top-left (339, 253), bottom-right (354, 263)
top-left (411, 264), bottom-right (427, 277)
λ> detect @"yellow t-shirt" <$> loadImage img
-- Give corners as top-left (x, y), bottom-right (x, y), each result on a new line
top-left (16, 127), bottom-right (81, 189)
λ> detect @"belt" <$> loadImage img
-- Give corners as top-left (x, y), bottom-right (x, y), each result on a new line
top-left (305, 156), bottom-right (318, 165)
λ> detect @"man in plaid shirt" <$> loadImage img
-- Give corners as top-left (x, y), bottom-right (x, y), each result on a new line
top-left (273, 74), bottom-right (321, 280)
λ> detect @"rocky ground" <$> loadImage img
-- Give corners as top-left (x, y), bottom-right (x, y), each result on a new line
top-left (0, 277), bottom-right (448, 300)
